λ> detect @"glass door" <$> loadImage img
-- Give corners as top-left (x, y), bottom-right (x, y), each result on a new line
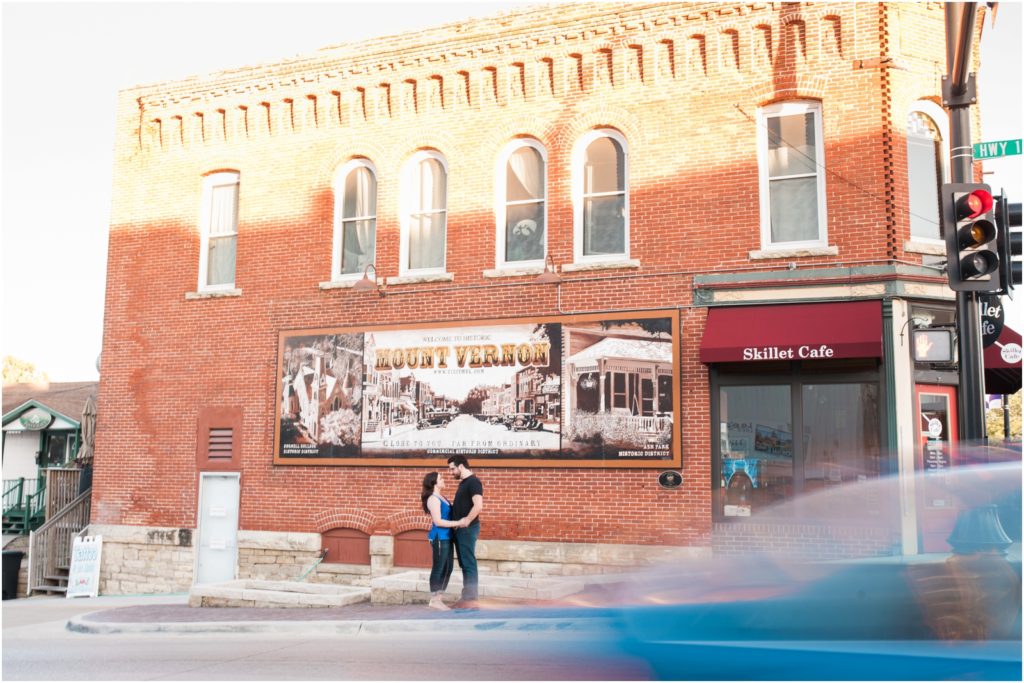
top-left (914, 384), bottom-right (959, 552)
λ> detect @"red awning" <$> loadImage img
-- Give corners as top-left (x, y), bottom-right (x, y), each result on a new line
top-left (700, 300), bottom-right (883, 363)
top-left (984, 324), bottom-right (1022, 395)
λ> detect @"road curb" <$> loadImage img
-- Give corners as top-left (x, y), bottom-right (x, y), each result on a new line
top-left (66, 613), bottom-right (614, 636)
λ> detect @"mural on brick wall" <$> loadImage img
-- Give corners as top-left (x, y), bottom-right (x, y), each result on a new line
top-left (275, 310), bottom-right (680, 467)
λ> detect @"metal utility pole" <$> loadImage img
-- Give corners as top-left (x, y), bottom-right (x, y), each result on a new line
top-left (943, 2), bottom-right (987, 441)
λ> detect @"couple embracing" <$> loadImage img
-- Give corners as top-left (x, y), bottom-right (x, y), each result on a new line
top-left (419, 455), bottom-right (483, 611)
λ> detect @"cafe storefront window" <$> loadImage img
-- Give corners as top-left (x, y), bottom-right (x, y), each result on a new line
top-left (701, 300), bottom-right (886, 520)
top-left (713, 364), bottom-right (883, 518)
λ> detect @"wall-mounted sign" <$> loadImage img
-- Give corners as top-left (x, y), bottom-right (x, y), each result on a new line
top-left (658, 471), bottom-right (682, 489)
top-left (274, 311), bottom-right (681, 468)
top-left (18, 408), bottom-right (53, 431)
top-left (1001, 343), bottom-right (1023, 365)
top-left (66, 535), bottom-right (102, 599)
top-left (980, 295), bottom-right (1005, 348)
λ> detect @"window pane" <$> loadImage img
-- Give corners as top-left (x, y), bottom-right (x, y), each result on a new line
top-left (341, 219), bottom-right (376, 275)
top-left (409, 213), bottom-right (445, 270)
top-left (767, 112), bottom-right (817, 177)
top-left (583, 195), bottom-right (625, 255)
top-left (343, 166), bottom-right (376, 219)
top-left (584, 136), bottom-right (624, 194)
top-left (209, 183), bottom-right (238, 236)
top-left (769, 176), bottom-right (818, 242)
top-left (907, 113), bottom-right (941, 240)
top-left (207, 235), bottom-right (236, 286)
top-left (419, 158), bottom-right (446, 212)
top-left (505, 202), bottom-right (545, 262)
top-left (506, 146), bottom-right (544, 201)
top-left (802, 383), bottom-right (881, 495)
top-left (720, 385), bottom-right (793, 517)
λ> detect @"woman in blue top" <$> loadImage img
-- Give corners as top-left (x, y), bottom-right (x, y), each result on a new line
top-left (420, 472), bottom-right (464, 610)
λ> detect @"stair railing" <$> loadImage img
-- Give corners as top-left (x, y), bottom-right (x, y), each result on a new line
top-left (3, 477), bottom-right (42, 516)
top-left (28, 488), bottom-right (91, 595)
top-left (44, 468), bottom-right (82, 519)
top-left (3, 478), bottom-right (25, 514)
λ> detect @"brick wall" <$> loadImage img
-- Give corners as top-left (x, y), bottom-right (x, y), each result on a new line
top-left (94, 3), bottom-right (961, 553)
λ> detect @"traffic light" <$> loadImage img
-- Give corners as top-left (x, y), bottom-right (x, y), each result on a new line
top-left (995, 193), bottom-right (1022, 298)
top-left (942, 183), bottom-right (999, 291)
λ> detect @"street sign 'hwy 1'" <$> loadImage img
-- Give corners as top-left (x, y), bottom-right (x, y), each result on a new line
top-left (973, 139), bottom-right (1022, 159)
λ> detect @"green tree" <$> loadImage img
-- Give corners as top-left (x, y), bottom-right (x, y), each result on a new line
top-left (986, 392), bottom-right (1022, 442)
top-left (2, 356), bottom-right (48, 386)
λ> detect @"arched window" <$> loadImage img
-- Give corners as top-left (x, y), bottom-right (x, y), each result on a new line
top-left (198, 171), bottom-right (240, 290)
top-left (332, 160), bottom-right (377, 278)
top-left (757, 100), bottom-right (827, 248)
top-left (906, 102), bottom-right (948, 242)
top-left (574, 129), bottom-right (629, 262)
top-left (497, 139), bottom-right (547, 267)
top-left (401, 151), bottom-right (448, 274)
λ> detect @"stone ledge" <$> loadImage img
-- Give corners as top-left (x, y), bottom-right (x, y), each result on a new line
top-left (316, 562), bottom-right (372, 576)
top-left (318, 278), bottom-right (359, 290)
top-left (904, 239), bottom-right (945, 256)
top-left (561, 258), bottom-right (640, 273)
top-left (748, 245), bottom-right (838, 259)
top-left (482, 265), bottom-right (545, 278)
top-left (89, 525), bottom-right (196, 547)
top-left (238, 530), bottom-right (322, 552)
top-left (184, 288), bottom-right (242, 300)
top-left (188, 579), bottom-right (370, 608)
top-left (385, 272), bottom-right (454, 286)
top-left (477, 539), bottom-right (708, 566)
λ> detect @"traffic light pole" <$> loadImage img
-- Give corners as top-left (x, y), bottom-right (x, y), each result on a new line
top-left (944, 2), bottom-right (987, 442)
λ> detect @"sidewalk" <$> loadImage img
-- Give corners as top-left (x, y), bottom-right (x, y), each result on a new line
top-left (62, 594), bottom-right (618, 636)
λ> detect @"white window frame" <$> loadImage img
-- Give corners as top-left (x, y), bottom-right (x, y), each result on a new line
top-left (399, 150), bottom-right (449, 276)
top-left (331, 159), bottom-right (378, 281)
top-left (906, 100), bottom-right (949, 247)
top-left (572, 128), bottom-right (630, 265)
top-left (495, 139), bottom-right (548, 269)
top-left (198, 171), bottom-right (240, 292)
top-left (757, 100), bottom-right (828, 250)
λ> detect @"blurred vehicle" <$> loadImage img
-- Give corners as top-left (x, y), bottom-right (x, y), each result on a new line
top-left (575, 458), bottom-right (1022, 680)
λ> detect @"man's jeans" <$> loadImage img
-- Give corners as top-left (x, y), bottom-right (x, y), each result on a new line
top-left (428, 539), bottom-right (454, 593)
top-left (453, 524), bottom-right (480, 601)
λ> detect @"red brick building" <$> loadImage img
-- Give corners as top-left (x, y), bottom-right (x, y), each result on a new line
top-left (92, 2), bottom-right (983, 593)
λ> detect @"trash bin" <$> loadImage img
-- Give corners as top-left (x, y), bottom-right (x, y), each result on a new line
top-left (2, 550), bottom-right (25, 600)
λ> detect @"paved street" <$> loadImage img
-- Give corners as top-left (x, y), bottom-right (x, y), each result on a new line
top-left (2, 595), bottom-right (650, 680)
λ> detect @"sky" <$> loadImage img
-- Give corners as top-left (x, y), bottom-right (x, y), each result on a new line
top-left (1, 1), bottom-right (1021, 383)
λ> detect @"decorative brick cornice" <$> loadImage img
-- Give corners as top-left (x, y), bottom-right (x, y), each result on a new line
top-left (128, 3), bottom-right (864, 156)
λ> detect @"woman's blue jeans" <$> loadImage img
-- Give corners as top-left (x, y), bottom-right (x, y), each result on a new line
top-left (429, 539), bottom-right (454, 593)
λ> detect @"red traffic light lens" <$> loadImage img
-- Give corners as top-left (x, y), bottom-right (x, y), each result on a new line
top-left (955, 189), bottom-right (994, 220)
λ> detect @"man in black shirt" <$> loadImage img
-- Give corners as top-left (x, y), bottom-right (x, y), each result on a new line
top-left (447, 455), bottom-right (483, 608)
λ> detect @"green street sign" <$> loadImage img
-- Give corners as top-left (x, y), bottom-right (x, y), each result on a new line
top-left (973, 139), bottom-right (1022, 159)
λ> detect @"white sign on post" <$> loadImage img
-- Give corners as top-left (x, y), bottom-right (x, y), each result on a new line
top-left (66, 535), bottom-right (102, 599)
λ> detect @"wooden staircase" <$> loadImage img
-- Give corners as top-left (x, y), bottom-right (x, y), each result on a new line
top-left (29, 488), bottom-right (91, 595)
top-left (2, 478), bottom-right (46, 534)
